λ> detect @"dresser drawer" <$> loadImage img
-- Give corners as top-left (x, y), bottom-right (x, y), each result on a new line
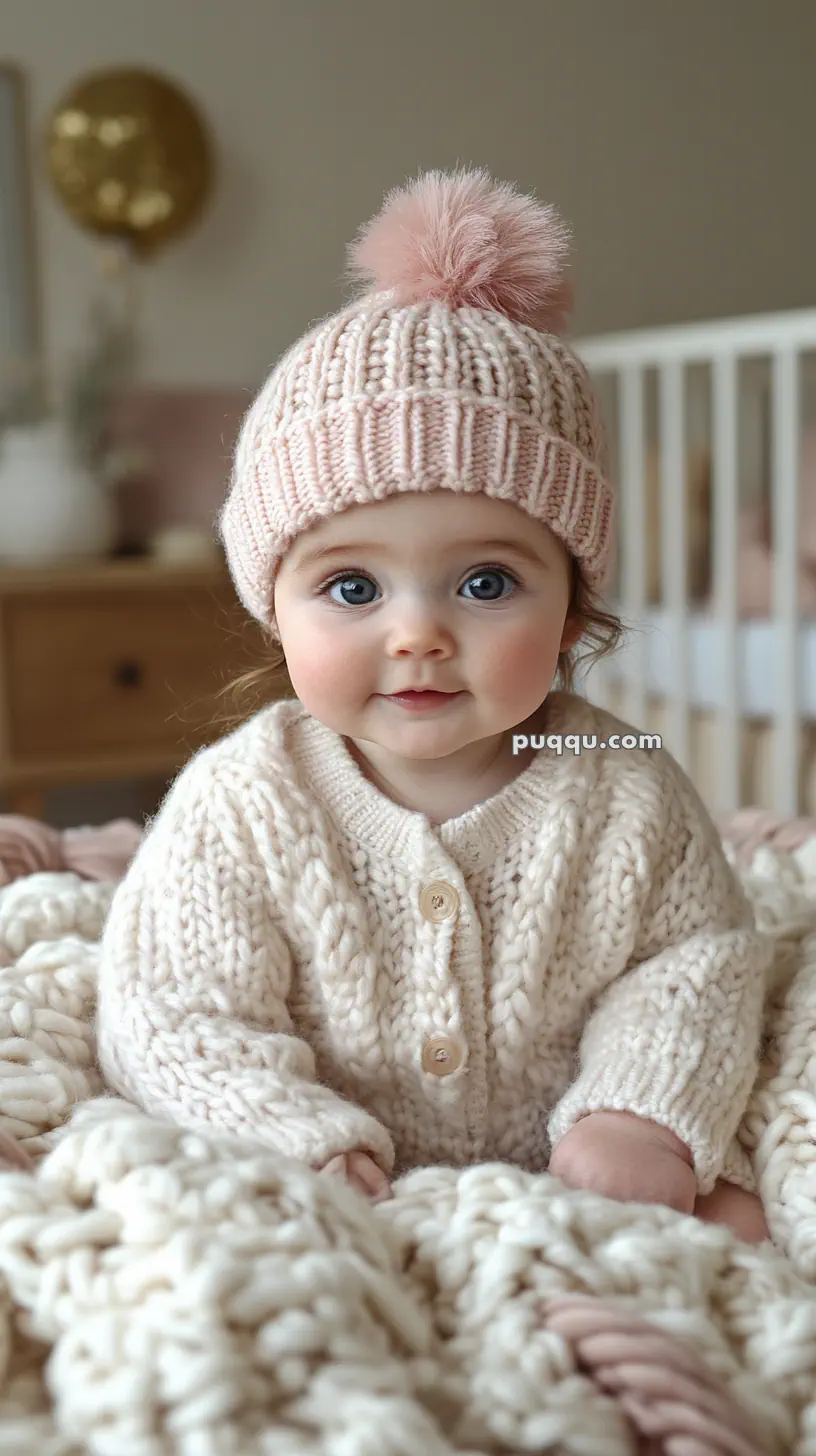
top-left (5, 583), bottom-right (274, 761)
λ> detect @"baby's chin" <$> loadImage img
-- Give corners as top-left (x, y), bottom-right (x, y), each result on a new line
top-left (343, 718), bottom-right (522, 763)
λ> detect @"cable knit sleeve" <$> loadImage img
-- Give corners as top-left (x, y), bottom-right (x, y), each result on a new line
top-left (95, 759), bottom-right (396, 1174)
top-left (547, 755), bottom-right (772, 1195)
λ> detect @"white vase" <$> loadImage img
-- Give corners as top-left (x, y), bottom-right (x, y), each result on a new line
top-left (0, 419), bottom-right (116, 564)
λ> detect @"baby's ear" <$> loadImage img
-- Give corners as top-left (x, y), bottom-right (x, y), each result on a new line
top-left (560, 614), bottom-right (583, 652)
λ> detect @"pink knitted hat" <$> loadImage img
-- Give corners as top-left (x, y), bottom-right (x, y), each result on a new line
top-left (220, 167), bottom-right (615, 628)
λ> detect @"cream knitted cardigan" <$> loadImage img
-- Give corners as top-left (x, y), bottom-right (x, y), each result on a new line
top-left (95, 691), bottom-right (772, 1195)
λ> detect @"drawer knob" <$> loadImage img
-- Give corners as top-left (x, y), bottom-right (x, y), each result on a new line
top-left (113, 659), bottom-right (143, 689)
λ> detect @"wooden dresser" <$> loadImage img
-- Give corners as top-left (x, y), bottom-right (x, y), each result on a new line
top-left (0, 556), bottom-right (291, 819)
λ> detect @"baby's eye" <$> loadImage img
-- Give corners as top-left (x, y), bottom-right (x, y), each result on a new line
top-left (321, 566), bottom-right (520, 607)
top-left (325, 574), bottom-right (378, 606)
top-left (460, 569), bottom-right (519, 601)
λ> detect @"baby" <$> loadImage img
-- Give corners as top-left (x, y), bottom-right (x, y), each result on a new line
top-left (95, 168), bottom-right (771, 1244)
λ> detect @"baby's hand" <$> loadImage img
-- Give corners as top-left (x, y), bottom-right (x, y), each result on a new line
top-left (549, 1110), bottom-right (696, 1214)
top-left (0, 1129), bottom-right (34, 1173)
top-left (320, 1149), bottom-right (392, 1204)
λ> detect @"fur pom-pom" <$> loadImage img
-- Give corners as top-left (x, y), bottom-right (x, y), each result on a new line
top-left (347, 166), bottom-right (573, 334)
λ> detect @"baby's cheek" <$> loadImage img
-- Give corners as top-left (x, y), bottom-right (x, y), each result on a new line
top-left (285, 633), bottom-right (368, 708)
top-left (478, 623), bottom-right (561, 695)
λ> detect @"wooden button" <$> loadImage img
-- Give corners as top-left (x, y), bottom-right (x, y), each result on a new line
top-left (421, 1034), bottom-right (464, 1076)
top-left (418, 881), bottom-right (459, 922)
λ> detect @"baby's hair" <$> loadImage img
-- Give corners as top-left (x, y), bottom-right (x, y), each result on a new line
top-left (216, 556), bottom-right (623, 730)
top-left (560, 556), bottom-right (624, 692)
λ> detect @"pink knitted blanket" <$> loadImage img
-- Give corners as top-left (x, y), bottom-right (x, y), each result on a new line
top-left (0, 815), bottom-right (143, 886)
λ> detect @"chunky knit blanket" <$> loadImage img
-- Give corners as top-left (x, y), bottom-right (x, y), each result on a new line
top-left (1, 838), bottom-right (816, 1455)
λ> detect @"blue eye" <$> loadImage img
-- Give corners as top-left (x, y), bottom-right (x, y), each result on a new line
top-left (318, 565), bottom-right (522, 607)
top-left (461, 569), bottom-right (518, 601)
top-left (325, 575), bottom-right (378, 606)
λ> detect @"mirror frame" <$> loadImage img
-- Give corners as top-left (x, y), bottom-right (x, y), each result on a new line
top-left (0, 60), bottom-right (43, 409)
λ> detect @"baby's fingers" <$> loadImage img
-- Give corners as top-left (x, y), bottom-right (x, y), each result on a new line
top-left (320, 1152), bottom-right (350, 1180)
top-left (0, 1131), bottom-right (34, 1172)
top-left (348, 1152), bottom-right (393, 1203)
top-left (320, 1151), bottom-right (392, 1203)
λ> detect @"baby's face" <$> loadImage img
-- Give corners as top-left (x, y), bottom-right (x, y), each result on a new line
top-left (273, 490), bottom-right (578, 762)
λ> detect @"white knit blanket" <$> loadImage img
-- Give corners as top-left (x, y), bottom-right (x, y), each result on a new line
top-left (1, 845), bottom-right (816, 1456)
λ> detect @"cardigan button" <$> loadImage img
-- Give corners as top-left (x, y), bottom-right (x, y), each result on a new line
top-left (419, 881), bottom-right (459, 922)
top-left (421, 1034), bottom-right (465, 1076)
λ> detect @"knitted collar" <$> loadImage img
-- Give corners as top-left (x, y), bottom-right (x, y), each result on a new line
top-left (291, 691), bottom-right (604, 875)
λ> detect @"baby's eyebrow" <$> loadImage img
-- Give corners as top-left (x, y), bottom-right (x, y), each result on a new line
top-left (292, 538), bottom-right (547, 571)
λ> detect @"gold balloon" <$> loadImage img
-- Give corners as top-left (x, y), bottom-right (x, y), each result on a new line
top-left (44, 67), bottom-right (214, 258)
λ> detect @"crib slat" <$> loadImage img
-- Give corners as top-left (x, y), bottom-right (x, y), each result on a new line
top-left (619, 366), bottom-right (647, 724)
top-left (576, 308), bottom-right (816, 369)
top-left (712, 355), bottom-right (740, 812)
top-left (771, 347), bottom-right (800, 815)
top-left (659, 362), bottom-right (690, 770)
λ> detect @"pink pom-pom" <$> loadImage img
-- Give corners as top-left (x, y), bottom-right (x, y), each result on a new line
top-left (347, 166), bottom-right (573, 334)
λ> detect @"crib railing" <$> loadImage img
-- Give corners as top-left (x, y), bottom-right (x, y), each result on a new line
top-left (574, 307), bottom-right (816, 816)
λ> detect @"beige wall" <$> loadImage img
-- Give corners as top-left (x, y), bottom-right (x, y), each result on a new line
top-left (3, 0), bottom-right (816, 393)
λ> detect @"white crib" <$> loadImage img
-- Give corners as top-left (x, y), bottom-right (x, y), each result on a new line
top-left (574, 307), bottom-right (816, 817)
